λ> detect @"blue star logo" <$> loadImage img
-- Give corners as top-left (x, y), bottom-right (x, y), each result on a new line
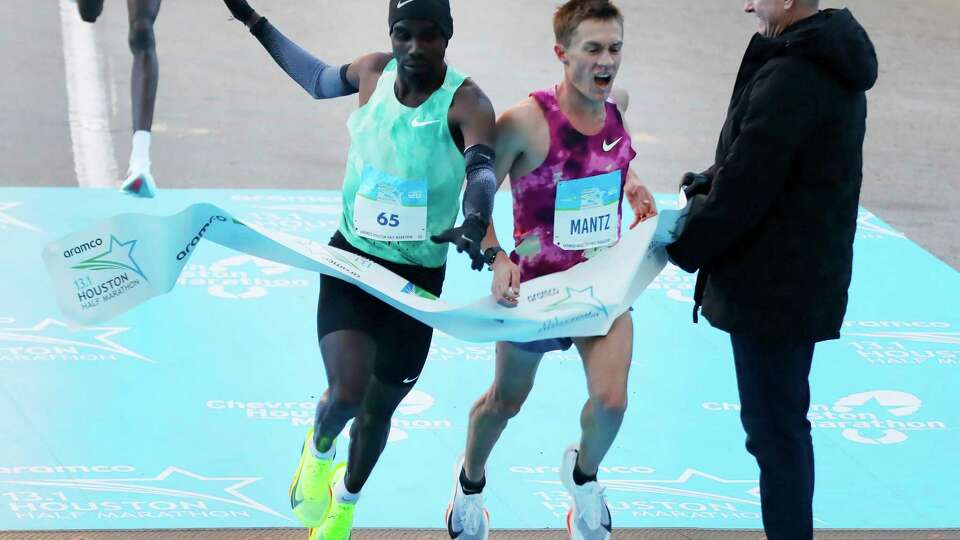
top-left (545, 286), bottom-right (609, 318)
top-left (70, 235), bottom-right (147, 280)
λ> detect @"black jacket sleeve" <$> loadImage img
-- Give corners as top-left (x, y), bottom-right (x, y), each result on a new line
top-left (667, 62), bottom-right (820, 273)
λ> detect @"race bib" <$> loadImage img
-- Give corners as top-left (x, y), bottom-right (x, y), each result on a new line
top-left (354, 163), bottom-right (428, 242)
top-left (553, 170), bottom-right (622, 250)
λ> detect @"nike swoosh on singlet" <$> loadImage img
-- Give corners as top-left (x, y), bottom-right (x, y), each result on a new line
top-left (402, 375), bottom-right (419, 384)
top-left (412, 119), bottom-right (441, 128)
top-left (602, 137), bottom-right (623, 152)
top-left (397, 0), bottom-right (418, 8)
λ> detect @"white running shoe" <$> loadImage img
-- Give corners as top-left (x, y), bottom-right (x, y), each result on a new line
top-left (120, 165), bottom-right (157, 198)
top-left (560, 444), bottom-right (612, 540)
top-left (445, 456), bottom-right (489, 540)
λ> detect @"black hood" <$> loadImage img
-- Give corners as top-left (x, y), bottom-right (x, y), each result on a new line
top-left (778, 9), bottom-right (878, 91)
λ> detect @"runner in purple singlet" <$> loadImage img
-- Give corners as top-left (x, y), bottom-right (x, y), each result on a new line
top-left (444, 2), bottom-right (657, 539)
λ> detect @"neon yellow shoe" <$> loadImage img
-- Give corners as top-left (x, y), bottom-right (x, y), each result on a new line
top-left (311, 463), bottom-right (355, 540)
top-left (289, 428), bottom-right (335, 527)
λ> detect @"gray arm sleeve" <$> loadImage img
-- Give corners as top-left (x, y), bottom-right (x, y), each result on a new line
top-left (250, 18), bottom-right (358, 99)
top-left (462, 144), bottom-right (497, 223)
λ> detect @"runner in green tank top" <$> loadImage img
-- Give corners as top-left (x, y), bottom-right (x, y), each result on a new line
top-left (222, 1), bottom-right (497, 538)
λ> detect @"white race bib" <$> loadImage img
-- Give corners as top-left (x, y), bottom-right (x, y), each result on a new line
top-left (553, 170), bottom-right (622, 250)
top-left (353, 163), bottom-right (428, 242)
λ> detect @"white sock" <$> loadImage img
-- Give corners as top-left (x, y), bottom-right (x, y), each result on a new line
top-left (128, 130), bottom-right (151, 171)
top-left (334, 474), bottom-right (360, 505)
top-left (308, 434), bottom-right (336, 461)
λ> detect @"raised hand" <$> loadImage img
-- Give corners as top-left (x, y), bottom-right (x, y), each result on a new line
top-left (224, 0), bottom-right (257, 26)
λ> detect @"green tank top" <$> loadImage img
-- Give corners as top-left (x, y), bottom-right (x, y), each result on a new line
top-left (339, 59), bottom-right (468, 267)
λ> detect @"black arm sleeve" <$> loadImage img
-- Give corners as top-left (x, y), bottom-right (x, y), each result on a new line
top-left (461, 144), bottom-right (497, 223)
top-left (250, 18), bottom-right (358, 99)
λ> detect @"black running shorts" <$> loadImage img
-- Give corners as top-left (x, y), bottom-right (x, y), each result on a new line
top-left (317, 231), bottom-right (446, 387)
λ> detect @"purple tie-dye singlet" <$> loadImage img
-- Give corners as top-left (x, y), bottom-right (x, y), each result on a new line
top-left (510, 87), bottom-right (637, 282)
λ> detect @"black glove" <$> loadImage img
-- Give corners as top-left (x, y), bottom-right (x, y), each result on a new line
top-left (680, 172), bottom-right (712, 199)
top-left (224, 0), bottom-right (256, 25)
top-left (431, 215), bottom-right (487, 271)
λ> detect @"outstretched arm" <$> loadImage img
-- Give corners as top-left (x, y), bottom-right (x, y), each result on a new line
top-left (430, 81), bottom-right (497, 271)
top-left (224, 0), bottom-right (358, 99)
top-left (457, 83), bottom-right (498, 226)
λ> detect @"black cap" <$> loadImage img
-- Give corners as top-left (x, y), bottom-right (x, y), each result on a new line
top-left (388, 0), bottom-right (453, 40)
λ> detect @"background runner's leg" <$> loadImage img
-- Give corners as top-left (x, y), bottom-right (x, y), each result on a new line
top-left (127, 0), bottom-right (161, 132)
top-left (77, 0), bottom-right (105, 23)
top-left (573, 311), bottom-right (633, 475)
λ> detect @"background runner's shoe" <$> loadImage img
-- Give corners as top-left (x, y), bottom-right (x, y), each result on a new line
top-left (560, 444), bottom-right (612, 540)
top-left (314, 463), bottom-right (355, 540)
top-left (289, 428), bottom-right (335, 527)
top-left (119, 168), bottom-right (157, 198)
top-left (445, 456), bottom-right (489, 539)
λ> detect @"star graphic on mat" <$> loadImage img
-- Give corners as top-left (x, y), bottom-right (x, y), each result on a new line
top-left (545, 286), bottom-right (609, 318)
top-left (0, 318), bottom-right (151, 362)
top-left (535, 468), bottom-right (760, 507)
top-left (834, 390), bottom-right (921, 417)
top-left (0, 466), bottom-right (291, 521)
top-left (70, 235), bottom-right (147, 280)
top-left (0, 202), bottom-right (40, 232)
top-left (831, 390), bottom-right (923, 446)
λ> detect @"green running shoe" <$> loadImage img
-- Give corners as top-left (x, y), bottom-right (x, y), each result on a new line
top-left (311, 463), bottom-right (355, 540)
top-left (289, 428), bottom-right (335, 527)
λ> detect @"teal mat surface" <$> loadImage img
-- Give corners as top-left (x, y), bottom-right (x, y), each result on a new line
top-left (1, 188), bottom-right (957, 531)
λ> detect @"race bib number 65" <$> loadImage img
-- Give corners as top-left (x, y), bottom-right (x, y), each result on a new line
top-left (354, 163), bottom-right (428, 242)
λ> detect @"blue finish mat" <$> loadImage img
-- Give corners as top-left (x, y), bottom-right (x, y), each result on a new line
top-left (1, 188), bottom-right (957, 532)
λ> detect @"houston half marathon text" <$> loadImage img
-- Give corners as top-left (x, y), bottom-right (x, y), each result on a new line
top-left (76, 273), bottom-right (140, 309)
top-left (7, 499), bottom-right (248, 520)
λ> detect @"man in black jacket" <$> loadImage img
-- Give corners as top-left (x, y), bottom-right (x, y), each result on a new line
top-left (665, 1), bottom-right (877, 538)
